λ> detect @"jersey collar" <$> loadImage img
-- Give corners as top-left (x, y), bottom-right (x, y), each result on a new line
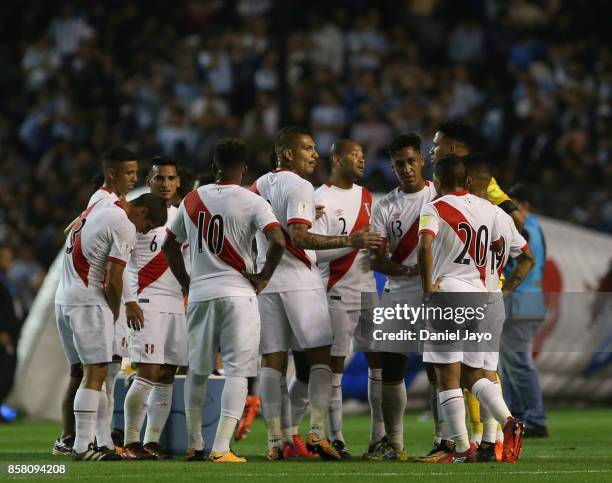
top-left (215, 181), bottom-right (240, 186)
top-left (448, 190), bottom-right (469, 196)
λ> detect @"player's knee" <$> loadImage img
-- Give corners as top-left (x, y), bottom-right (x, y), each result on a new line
top-left (424, 362), bottom-right (437, 384)
top-left (381, 353), bottom-right (407, 383)
top-left (137, 363), bottom-right (161, 382)
top-left (83, 363), bottom-right (108, 389)
top-left (158, 365), bottom-right (177, 384)
top-left (364, 352), bottom-right (382, 369)
top-left (293, 351), bottom-right (310, 382)
top-left (330, 356), bottom-right (345, 374)
top-left (262, 352), bottom-right (287, 372)
top-left (69, 363), bottom-right (83, 379)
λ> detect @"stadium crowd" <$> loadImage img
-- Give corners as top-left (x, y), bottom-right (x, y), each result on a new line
top-left (0, 0), bottom-right (610, 288)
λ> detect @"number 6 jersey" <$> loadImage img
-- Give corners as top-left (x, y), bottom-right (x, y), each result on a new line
top-left (167, 182), bottom-right (280, 302)
top-left (127, 204), bottom-right (188, 314)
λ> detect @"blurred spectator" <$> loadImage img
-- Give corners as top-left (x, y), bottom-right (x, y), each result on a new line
top-left (0, 0), bottom-right (609, 280)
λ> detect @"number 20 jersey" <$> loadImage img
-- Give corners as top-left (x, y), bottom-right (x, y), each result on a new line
top-left (167, 183), bottom-right (280, 302)
top-left (419, 191), bottom-right (501, 292)
top-left (127, 205), bottom-right (186, 314)
top-left (370, 182), bottom-right (437, 292)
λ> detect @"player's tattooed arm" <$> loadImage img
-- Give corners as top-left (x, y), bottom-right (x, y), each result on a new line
top-left (288, 223), bottom-right (384, 250)
top-left (243, 226), bottom-right (285, 294)
top-left (162, 237), bottom-right (190, 295)
top-left (105, 260), bottom-right (125, 321)
top-left (502, 250), bottom-right (535, 296)
top-left (417, 232), bottom-right (435, 295)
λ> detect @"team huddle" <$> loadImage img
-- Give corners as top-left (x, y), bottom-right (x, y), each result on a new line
top-left (53, 120), bottom-right (535, 464)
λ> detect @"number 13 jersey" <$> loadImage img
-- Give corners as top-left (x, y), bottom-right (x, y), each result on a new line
top-left (168, 183), bottom-right (280, 302)
top-left (371, 182), bottom-right (437, 292)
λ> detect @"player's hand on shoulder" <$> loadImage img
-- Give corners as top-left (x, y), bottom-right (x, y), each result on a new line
top-left (125, 301), bottom-right (144, 330)
top-left (349, 226), bottom-right (385, 250)
top-left (243, 271), bottom-right (270, 294)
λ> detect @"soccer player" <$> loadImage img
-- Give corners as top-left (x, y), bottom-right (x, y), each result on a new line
top-left (366, 134), bottom-right (437, 460)
top-left (252, 127), bottom-right (383, 460)
top-left (53, 146), bottom-right (138, 456)
top-left (417, 155), bottom-right (524, 463)
top-left (466, 157), bottom-right (535, 461)
top-left (163, 138), bottom-right (285, 463)
top-left (55, 193), bottom-right (167, 461)
top-left (121, 157), bottom-right (187, 460)
top-left (310, 139), bottom-right (380, 458)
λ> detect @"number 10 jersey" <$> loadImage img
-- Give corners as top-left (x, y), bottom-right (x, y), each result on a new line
top-left (168, 183), bottom-right (280, 303)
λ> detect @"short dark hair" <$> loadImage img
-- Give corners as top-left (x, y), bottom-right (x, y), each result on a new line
top-left (331, 139), bottom-right (360, 158)
top-left (101, 146), bottom-right (137, 170)
top-left (436, 120), bottom-right (474, 149)
top-left (131, 193), bottom-right (168, 228)
top-left (213, 138), bottom-right (247, 171)
top-left (389, 133), bottom-right (421, 156)
top-left (434, 155), bottom-right (467, 188)
top-left (508, 183), bottom-right (536, 206)
top-left (274, 126), bottom-right (311, 160)
top-left (465, 152), bottom-right (491, 179)
top-left (151, 155), bottom-right (178, 170)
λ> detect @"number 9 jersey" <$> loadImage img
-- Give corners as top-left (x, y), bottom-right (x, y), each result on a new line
top-left (167, 182), bottom-right (280, 302)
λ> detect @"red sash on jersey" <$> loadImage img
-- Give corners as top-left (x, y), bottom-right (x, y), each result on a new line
top-left (137, 251), bottom-right (169, 294)
top-left (390, 217), bottom-right (420, 265)
top-left (184, 191), bottom-right (246, 273)
top-left (282, 229), bottom-right (312, 269)
top-left (69, 201), bottom-right (101, 287)
top-left (327, 188), bottom-right (372, 290)
top-left (434, 199), bottom-right (487, 286)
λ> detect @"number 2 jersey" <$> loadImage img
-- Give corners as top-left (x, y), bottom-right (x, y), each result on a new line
top-left (418, 191), bottom-right (501, 292)
top-left (370, 182), bottom-right (437, 292)
top-left (55, 200), bottom-right (136, 306)
top-left (313, 182), bottom-right (377, 310)
top-left (167, 182), bottom-right (279, 302)
top-left (127, 205), bottom-right (188, 314)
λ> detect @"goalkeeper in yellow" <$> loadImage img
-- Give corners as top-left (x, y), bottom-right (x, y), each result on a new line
top-left (415, 120), bottom-right (526, 462)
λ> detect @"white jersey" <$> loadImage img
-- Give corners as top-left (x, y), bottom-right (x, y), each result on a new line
top-left (127, 205), bottom-right (186, 314)
top-left (55, 200), bottom-right (136, 306)
top-left (419, 191), bottom-right (501, 292)
top-left (486, 206), bottom-right (528, 293)
top-left (371, 182), bottom-right (437, 292)
top-left (87, 186), bottom-right (119, 208)
top-left (168, 182), bottom-right (279, 302)
top-left (251, 169), bottom-right (323, 293)
top-left (313, 182), bottom-right (376, 310)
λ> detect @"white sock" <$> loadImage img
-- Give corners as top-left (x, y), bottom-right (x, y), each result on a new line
top-left (288, 376), bottom-right (309, 435)
top-left (124, 376), bottom-right (154, 445)
top-left (381, 382), bottom-right (406, 452)
top-left (329, 373), bottom-right (344, 442)
top-left (497, 426), bottom-right (504, 442)
top-left (260, 367), bottom-right (282, 449)
top-left (437, 388), bottom-right (449, 441)
top-left (481, 403), bottom-right (498, 444)
top-left (73, 388), bottom-right (100, 453)
top-left (143, 383), bottom-right (173, 445)
top-left (212, 376), bottom-right (247, 453)
top-left (308, 364), bottom-right (332, 439)
top-left (439, 389), bottom-right (469, 452)
top-left (95, 388), bottom-right (114, 449)
top-left (368, 368), bottom-right (385, 445)
top-left (471, 378), bottom-right (511, 424)
top-left (184, 370), bottom-right (208, 451)
top-left (280, 375), bottom-right (292, 444)
top-left (104, 362), bottom-right (121, 432)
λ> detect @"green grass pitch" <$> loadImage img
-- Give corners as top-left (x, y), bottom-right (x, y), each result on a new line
top-left (1, 409), bottom-right (611, 482)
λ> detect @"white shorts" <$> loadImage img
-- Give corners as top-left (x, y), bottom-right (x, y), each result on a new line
top-left (55, 304), bottom-right (114, 365)
top-left (482, 295), bottom-right (506, 371)
top-left (187, 296), bottom-right (260, 377)
top-left (373, 289), bottom-right (423, 355)
top-left (330, 308), bottom-right (374, 357)
top-left (129, 309), bottom-right (187, 366)
top-left (113, 304), bottom-right (129, 358)
top-left (259, 289), bottom-right (332, 354)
